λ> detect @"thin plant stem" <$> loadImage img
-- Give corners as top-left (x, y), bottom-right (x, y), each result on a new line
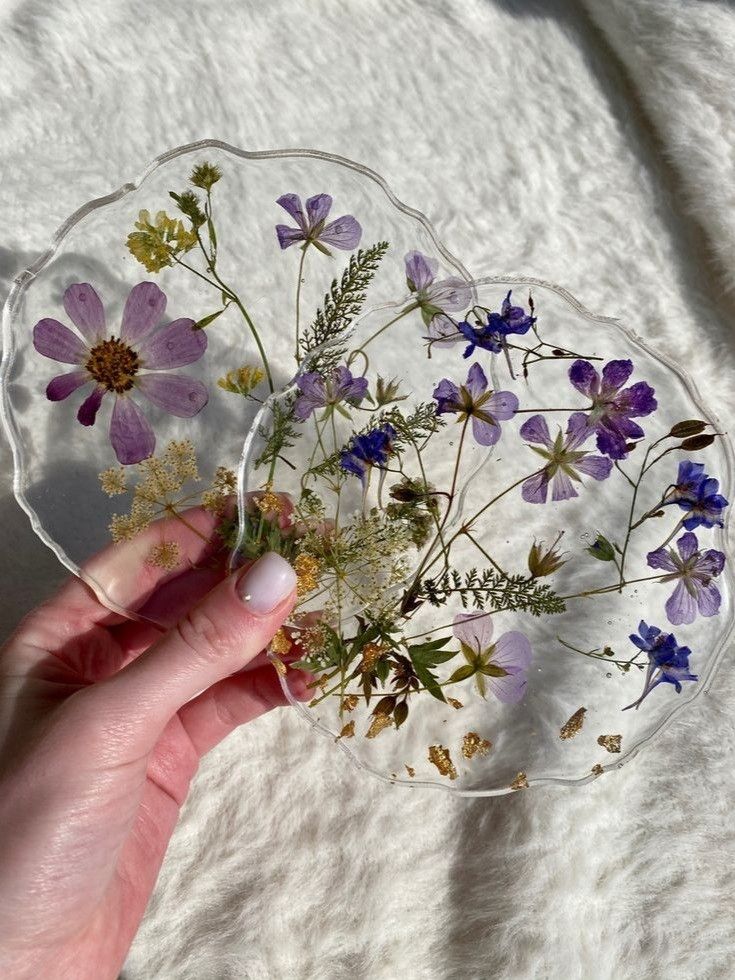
top-left (294, 246), bottom-right (308, 362)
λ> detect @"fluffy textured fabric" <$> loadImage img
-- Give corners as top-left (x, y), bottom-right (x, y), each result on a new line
top-left (1, 0), bottom-right (734, 976)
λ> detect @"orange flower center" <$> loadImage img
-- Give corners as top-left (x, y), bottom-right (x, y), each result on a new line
top-left (85, 337), bottom-right (139, 392)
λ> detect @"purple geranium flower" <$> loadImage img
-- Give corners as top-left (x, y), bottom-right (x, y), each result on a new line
top-left (33, 282), bottom-right (208, 465)
top-left (404, 251), bottom-right (472, 334)
top-left (666, 461), bottom-right (728, 530)
top-left (623, 620), bottom-right (697, 710)
top-left (458, 290), bottom-right (536, 358)
top-left (433, 363), bottom-right (518, 447)
top-left (275, 193), bottom-right (362, 254)
top-left (569, 359), bottom-right (657, 460)
top-left (520, 412), bottom-right (613, 503)
top-left (340, 423), bottom-right (397, 485)
top-left (452, 612), bottom-right (532, 702)
top-left (647, 531), bottom-right (725, 625)
top-left (294, 366), bottom-right (369, 421)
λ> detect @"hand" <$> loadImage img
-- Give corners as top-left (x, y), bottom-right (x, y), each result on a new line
top-left (0, 507), bottom-right (308, 979)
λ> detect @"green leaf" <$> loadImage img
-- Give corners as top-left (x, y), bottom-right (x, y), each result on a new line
top-left (586, 534), bottom-right (616, 561)
top-left (669, 420), bottom-right (707, 438)
top-left (480, 664), bottom-right (509, 678)
top-left (193, 306), bottom-right (228, 330)
top-left (679, 433), bottom-right (716, 451)
top-left (448, 664), bottom-right (476, 684)
top-left (393, 702), bottom-right (409, 729)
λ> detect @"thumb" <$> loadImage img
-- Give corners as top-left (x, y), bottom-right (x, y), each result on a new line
top-left (87, 552), bottom-right (297, 750)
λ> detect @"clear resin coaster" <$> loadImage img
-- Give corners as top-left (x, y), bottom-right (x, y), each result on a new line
top-left (1, 141), bottom-right (732, 795)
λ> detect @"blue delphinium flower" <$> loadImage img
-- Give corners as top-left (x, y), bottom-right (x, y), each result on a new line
top-left (666, 460), bottom-right (729, 530)
top-left (433, 362), bottom-right (518, 447)
top-left (623, 620), bottom-right (697, 710)
top-left (340, 423), bottom-right (397, 485)
top-left (457, 290), bottom-right (536, 358)
top-left (294, 366), bottom-right (368, 421)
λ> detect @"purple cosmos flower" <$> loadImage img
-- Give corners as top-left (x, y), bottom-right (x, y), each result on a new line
top-left (452, 612), bottom-right (532, 702)
top-left (666, 461), bottom-right (729, 530)
top-left (623, 620), bottom-right (697, 710)
top-left (275, 194), bottom-right (362, 254)
top-left (520, 412), bottom-right (613, 503)
top-left (457, 290), bottom-right (536, 358)
top-left (33, 282), bottom-right (208, 465)
top-left (404, 251), bottom-right (472, 333)
top-left (294, 366), bottom-right (369, 421)
top-left (433, 363), bottom-right (518, 447)
top-left (340, 423), bottom-right (397, 485)
top-left (568, 359), bottom-right (657, 460)
top-left (647, 531), bottom-right (725, 625)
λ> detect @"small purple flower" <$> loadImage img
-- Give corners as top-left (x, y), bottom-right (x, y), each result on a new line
top-left (623, 620), bottom-right (697, 710)
top-left (294, 366), bottom-right (368, 421)
top-left (33, 282), bottom-right (208, 465)
top-left (433, 363), bottom-right (517, 447)
top-left (452, 612), bottom-right (532, 702)
top-left (404, 251), bottom-right (472, 332)
top-left (647, 531), bottom-right (725, 625)
top-left (275, 193), bottom-right (362, 254)
top-left (340, 423), bottom-right (397, 485)
top-left (569, 359), bottom-right (657, 460)
top-left (458, 290), bottom-right (536, 358)
top-left (520, 412), bottom-right (613, 503)
top-left (666, 461), bottom-right (728, 530)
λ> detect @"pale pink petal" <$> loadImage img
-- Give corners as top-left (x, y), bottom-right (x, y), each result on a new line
top-left (62, 283), bottom-right (106, 343)
top-left (137, 318), bottom-right (207, 369)
top-left (425, 278), bottom-right (473, 312)
top-left (492, 631), bottom-right (533, 672)
top-left (46, 369), bottom-right (90, 401)
top-left (120, 283), bottom-right (167, 343)
top-left (453, 612), bottom-right (494, 656)
top-left (487, 671), bottom-right (528, 703)
top-left (135, 373), bottom-right (208, 417)
top-left (33, 318), bottom-right (87, 364)
top-left (109, 396), bottom-right (155, 464)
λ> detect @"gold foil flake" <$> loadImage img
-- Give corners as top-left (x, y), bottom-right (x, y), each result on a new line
top-left (271, 655), bottom-right (288, 677)
top-left (447, 697), bottom-right (464, 710)
top-left (510, 771), bottom-right (529, 791)
top-left (255, 483), bottom-right (282, 516)
top-left (597, 734), bottom-right (622, 754)
top-left (343, 694), bottom-right (359, 712)
top-left (560, 707), bottom-right (587, 740)
top-left (336, 721), bottom-right (355, 740)
top-left (147, 541), bottom-right (181, 570)
top-left (360, 642), bottom-right (385, 673)
top-left (270, 629), bottom-right (291, 656)
top-left (366, 713), bottom-right (393, 739)
top-left (405, 765), bottom-right (415, 778)
top-left (591, 764), bottom-right (604, 776)
top-left (99, 467), bottom-right (127, 496)
top-left (314, 674), bottom-right (329, 691)
top-left (293, 553), bottom-right (321, 596)
top-left (428, 744), bottom-right (458, 780)
top-left (462, 732), bottom-right (492, 760)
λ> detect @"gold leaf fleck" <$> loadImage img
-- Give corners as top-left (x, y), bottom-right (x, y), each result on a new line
top-left (597, 734), bottom-right (622, 754)
top-left (462, 732), bottom-right (492, 759)
top-left (343, 694), bottom-right (359, 712)
top-left (360, 642), bottom-right (385, 673)
top-left (510, 771), bottom-right (529, 791)
top-left (336, 721), bottom-right (355, 740)
top-left (271, 656), bottom-right (288, 677)
top-left (560, 707), bottom-right (587, 740)
top-left (428, 744), bottom-right (457, 780)
top-left (447, 697), bottom-right (463, 710)
top-left (270, 629), bottom-right (291, 656)
top-left (405, 765), bottom-right (415, 778)
top-left (366, 713), bottom-right (393, 739)
top-left (591, 763), bottom-right (604, 776)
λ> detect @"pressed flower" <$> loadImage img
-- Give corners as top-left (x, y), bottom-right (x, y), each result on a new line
top-left (34, 282), bottom-right (208, 465)
top-left (433, 362), bottom-right (518, 447)
top-left (623, 620), bottom-right (697, 710)
top-left (451, 612), bottom-right (532, 703)
top-left (457, 290), bottom-right (536, 358)
top-left (520, 412), bottom-right (613, 503)
top-left (666, 461), bottom-right (728, 530)
top-left (275, 193), bottom-right (362, 254)
top-left (126, 210), bottom-right (198, 273)
top-left (568, 359), bottom-right (657, 460)
top-left (339, 423), bottom-right (397, 485)
top-left (294, 365), bottom-right (369, 421)
top-left (647, 531), bottom-right (725, 625)
top-left (404, 250), bottom-right (472, 330)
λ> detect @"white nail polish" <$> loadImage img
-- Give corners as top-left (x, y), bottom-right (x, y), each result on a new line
top-left (237, 552), bottom-right (297, 615)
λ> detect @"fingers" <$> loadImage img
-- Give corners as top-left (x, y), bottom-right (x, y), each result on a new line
top-left (86, 552), bottom-right (297, 752)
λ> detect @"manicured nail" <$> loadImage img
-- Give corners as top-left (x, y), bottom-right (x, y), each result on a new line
top-left (237, 552), bottom-right (297, 614)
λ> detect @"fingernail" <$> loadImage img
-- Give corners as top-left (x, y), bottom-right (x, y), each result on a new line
top-left (237, 552), bottom-right (297, 615)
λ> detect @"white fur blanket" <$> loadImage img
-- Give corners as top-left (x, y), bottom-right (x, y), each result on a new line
top-left (1, 1), bottom-right (734, 977)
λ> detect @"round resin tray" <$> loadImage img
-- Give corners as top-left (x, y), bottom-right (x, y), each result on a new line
top-left (2, 141), bottom-right (733, 795)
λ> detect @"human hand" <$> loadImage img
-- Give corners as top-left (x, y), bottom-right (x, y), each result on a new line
top-left (0, 506), bottom-right (308, 979)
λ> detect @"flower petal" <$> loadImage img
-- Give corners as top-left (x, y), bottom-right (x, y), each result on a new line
top-left (319, 215), bottom-right (362, 250)
top-left (425, 278), bottom-right (473, 312)
top-left (600, 359), bottom-right (633, 394)
top-left (700, 549), bottom-right (726, 576)
top-left (46, 369), bottom-right (90, 401)
top-left (492, 630), bottom-right (533, 672)
top-left (647, 547), bottom-right (677, 571)
top-left (427, 313), bottom-right (462, 346)
top-left (551, 470), bottom-right (578, 501)
top-left (676, 532), bottom-right (699, 561)
top-left (453, 612), bottom-right (493, 657)
top-left (404, 251), bottom-right (437, 292)
top-left (665, 580), bottom-right (697, 626)
top-left (109, 396), bottom-right (155, 464)
top-left (596, 425), bottom-right (628, 460)
top-left (276, 225), bottom-right (305, 249)
top-left (471, 416), bottom-right (501, 446)
top-left (137, 318), bottom-right (207, 369)
top-left (520, 414), bottom-right (552, 447)
top-left (697, 581), bottom-right (721, 617)
top-left (135, 373), bottom-right (208, 418)
top-left (618, 381), bottom-right (657, 417)
top-left (485, 390), bottom-right (518, 422)
top-left (569, 360), bottom-right (598, 398)
top-left (120, 282), bottom-right (167, 343)
top-left (77, 385), bottom-right (105, 426)
top-left (305, 193), bottom-right (333, 228)
top-left (62, 283), bottom-right (106, 343)
top-left (276, 194), bottom-right (307, 231)
top-left (466, 362), bottom-right (487, 399)
top-left (33, 318), bottom-right (87, 364)
top-left (574, 454), bottom-right (613, 481)
top-left (487, 671), bottom-right (528, 703)
top-left (564, 411), bottom-right (594, 450)
top-left (521, 470), bottom-right (549, 504)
